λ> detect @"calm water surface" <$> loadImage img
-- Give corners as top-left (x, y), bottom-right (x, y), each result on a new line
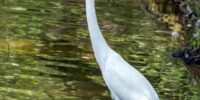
top-left (0, 0), bottom-right (200, 100)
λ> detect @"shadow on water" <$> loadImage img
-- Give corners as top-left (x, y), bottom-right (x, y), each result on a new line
top-left (0, 0), bottom-right (200, 100)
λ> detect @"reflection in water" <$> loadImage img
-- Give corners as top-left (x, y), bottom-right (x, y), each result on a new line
top-left (0, 0), bottom-right (199, 100)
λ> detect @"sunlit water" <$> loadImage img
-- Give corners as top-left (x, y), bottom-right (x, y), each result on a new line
top-left (0, 0), bottom-right (200, 100)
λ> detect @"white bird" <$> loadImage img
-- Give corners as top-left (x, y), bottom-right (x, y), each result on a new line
top-left (86, 0), bottom-right (159, 100)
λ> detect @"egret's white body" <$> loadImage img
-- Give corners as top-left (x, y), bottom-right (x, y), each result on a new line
top-left (86, 0), bottom-right (159, 100)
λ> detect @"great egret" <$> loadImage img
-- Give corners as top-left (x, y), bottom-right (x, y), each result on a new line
top-left (86, 0), bottom-right (159, 99)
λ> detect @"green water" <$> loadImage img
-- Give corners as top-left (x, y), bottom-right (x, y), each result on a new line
top-left (0, 0), bottom-right (199, 100)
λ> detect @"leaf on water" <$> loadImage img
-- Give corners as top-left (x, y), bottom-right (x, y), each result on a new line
top-left (87, 75), bottom-right (106, 86)
top-left (9, 7), bottom-right (27, 11)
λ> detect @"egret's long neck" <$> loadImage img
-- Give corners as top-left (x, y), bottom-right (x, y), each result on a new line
top-left (86, 0), bottom-right (110, 69)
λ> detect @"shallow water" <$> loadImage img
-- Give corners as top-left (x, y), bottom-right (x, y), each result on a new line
top-left (0, 0), bottom-right (200, 100)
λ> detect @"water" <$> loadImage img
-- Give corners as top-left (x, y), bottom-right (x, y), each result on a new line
top-left (0, 0), bottom-right (199, 100)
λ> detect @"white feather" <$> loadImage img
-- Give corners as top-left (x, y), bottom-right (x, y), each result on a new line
top-left (171, 31), bottom-right (179, 37)
top-left (86, 0), bottom-right (159, 99)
